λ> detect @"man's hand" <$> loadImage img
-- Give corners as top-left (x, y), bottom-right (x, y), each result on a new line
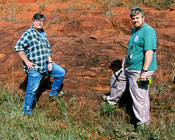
top-left (48, 56), bottom-right (53, 71)
top-left (140, 72), bottom-right (147, 81)
top-left (18, 51), bottom-right (36, 70)
top-left (48, 63), bottom-right (53, 71)
top-left (25, 60), bottom-right (36, 70)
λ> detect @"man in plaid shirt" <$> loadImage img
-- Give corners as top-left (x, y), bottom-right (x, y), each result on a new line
top-left (15, 13), bottom-right (65, 115)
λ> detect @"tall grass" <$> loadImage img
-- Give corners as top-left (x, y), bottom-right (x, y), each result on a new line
top-left (0, 1), bottom-right (24, 21)
top-left (0, 81), bottom-right (175, 139)
top-left (95, 0), bottom-right (174, 10)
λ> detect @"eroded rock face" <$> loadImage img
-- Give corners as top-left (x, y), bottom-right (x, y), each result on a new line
top-left (57, 16), bottom-right (113, 33)
top-left (0, 2), bottom-right (174, 103)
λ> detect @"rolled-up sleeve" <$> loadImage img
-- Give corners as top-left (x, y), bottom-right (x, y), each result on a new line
top-left (14, 32), bottom-right (30, 51)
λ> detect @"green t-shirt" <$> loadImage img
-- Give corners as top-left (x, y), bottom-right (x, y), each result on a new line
top-left (126, 23), bottom-right (157, 71)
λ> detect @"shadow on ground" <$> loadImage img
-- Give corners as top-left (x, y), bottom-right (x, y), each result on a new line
top-left (19, 75), bottom-right (54, 108)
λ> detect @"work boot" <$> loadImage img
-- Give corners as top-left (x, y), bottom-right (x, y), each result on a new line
top-left (101, 94), bottom-right (117, 106)
top-left (49, 91), bottom-right (65, 101)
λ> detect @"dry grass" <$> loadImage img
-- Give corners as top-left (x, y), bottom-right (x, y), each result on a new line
top-left (96, 0), bottom-right (174, 9)
top-left (0, 1), bottom-right (24, 21)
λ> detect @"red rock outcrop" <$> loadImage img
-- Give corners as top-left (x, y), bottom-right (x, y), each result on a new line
top-left (0, 1), bottom-right (174, 105)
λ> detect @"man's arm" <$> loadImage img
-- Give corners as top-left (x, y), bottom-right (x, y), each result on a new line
top-left (18, 51), bottom-right (36, 70)
top-left (122, 57), bottom-right (126, 70)
top-left (140, 50), bottom-right (154, 80)
top-left (47, 56), bottom-right (53, 71)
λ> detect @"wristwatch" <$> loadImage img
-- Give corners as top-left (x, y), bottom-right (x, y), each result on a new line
top-left (142, 69), bottom-right (148, 72)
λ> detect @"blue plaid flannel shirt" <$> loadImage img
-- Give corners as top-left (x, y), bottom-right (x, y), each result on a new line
top-left (14, 26), bottom-right (52, 73)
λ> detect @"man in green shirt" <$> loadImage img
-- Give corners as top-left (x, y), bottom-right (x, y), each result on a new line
top-left (103, 7), bottom-right (157, 129)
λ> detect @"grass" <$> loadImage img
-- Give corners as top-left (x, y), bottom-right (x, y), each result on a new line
top-left (40, 0), bottom-right (174, 10)
top-left (0, 81), bottom-right (175, 139)
top-left (96, 0), bottom-right (174, 10)
top-left (63, 0), bottom-right (174, 10)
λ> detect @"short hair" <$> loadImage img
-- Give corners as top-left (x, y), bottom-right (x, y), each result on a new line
top-left (33, 13), bottom-right (45, 22)
top-left (130, 7), bottom-right (144, 17)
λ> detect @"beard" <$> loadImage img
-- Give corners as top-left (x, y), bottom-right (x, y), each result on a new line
top-left (133, 21), bottom-right (144, 29)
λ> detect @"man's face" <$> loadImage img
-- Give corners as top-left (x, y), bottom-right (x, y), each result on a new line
top-left (33, 19), bottom-right (44, 31)
top-left (131, 13), bottom-right (145, 29)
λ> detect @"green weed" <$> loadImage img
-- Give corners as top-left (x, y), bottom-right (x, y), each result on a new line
top-left (0, 81), bottom-right (175, 139)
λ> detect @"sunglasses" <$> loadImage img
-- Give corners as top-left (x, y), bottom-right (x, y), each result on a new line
top-left (131, 8), bottom-right (143, 12)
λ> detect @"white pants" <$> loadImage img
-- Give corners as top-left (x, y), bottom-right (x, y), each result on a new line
top-left (107, 68), bottom-right (154, 127)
